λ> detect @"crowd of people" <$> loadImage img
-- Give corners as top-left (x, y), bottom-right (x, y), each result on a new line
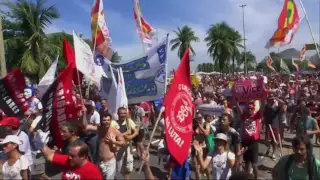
top-left (0, 72), bottom-right (320, 180)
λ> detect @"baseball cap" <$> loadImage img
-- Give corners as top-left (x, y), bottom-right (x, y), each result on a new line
top-left (0, 135), bottom-right (22, 145)
top-left (215, 133), bottom-right (228, 142)
top-left (0, 117), bottom-right (20, 128)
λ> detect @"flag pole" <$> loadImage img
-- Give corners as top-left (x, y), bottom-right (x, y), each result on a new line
top-left (138, 107), bottom-right (165, 174)
top-left (299, 0), bottom-right (320, 59)
top-left (85, 0), bottom-right (101, 99)
top-left (0, 11), bottom-right (7, 77)
top-left (164, 33), bottom-right (169, 94)
top-left (73, 30), bottom-right (87, 125)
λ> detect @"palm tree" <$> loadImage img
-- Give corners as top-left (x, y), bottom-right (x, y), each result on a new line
top-left (170, 25), bottom-right (199, 59)
top-left (238, 51), bottom-right (257, 72)
top-left (110, 51), bottom-right (121, 63)
top-left (229, 30), bottom-right (242, 74)
top-left (3, 0), bottom-right (60, 80)
top-left (205, 22), bottom-right (242, 73)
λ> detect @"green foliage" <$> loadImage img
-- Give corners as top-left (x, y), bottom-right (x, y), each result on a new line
top-left (2, 0), bottom-right (60, 80)
top-left (204, 22), bottom-right (243, 73)
top-left (196, 63), bottom-right (215, 72)
top-left (170, 25), bottom-right (200, 59)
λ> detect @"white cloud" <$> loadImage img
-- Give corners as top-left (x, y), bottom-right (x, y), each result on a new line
top-left (114, 0), bottom-right (319, 71)
top-left (44, 0), bottom-right (319, 71)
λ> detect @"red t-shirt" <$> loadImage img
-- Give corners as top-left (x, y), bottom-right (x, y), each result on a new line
top-left (241, 112), bottom-right (262, 141)
top-left (52, 153), bottom-right (102, 180)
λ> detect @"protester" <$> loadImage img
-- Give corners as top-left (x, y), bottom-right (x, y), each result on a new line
top-left (82, 100), bottom-right (100, 163)
top-left (35, 134), bottom-right (102, 180)
top-left (116, 107), bottom-right (138, 179)
top-left (195, 133), bottom-right (236, 180)
top-left (131, 103), bottom-right (146, 159)
top-left (272, 135), bottom-right (320, 180)
top-left (85, 111), bottom-right (125, 179)
top-left (0, 135), bottom-right (29, 180)
top-left (0, 117), bottom-right (33, 175)
top-left (237, 101), bottom-right (263, 180)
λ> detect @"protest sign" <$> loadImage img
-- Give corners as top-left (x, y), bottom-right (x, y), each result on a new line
top-left (232, 78), bottom-right (267, 102)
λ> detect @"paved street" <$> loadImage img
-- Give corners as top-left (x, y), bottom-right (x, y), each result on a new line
top-left (46, 131), bottom-right (320, 180)
top-left (1, 129), bottom-right (319, 179)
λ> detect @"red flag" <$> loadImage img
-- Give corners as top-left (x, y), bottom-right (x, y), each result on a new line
top-left (40, 64), bottom-right (77, 148)
top-left (63, 39), bottom-right (83, 85)
top-left (163, 49), bottom-right (193, 165)
top-left (0, 69), bottom-right (29, 116)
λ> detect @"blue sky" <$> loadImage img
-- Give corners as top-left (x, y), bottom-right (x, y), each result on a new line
top-left (6, 0), bottom-right (320, 70)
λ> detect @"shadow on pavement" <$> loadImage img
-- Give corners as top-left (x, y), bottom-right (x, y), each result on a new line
top-left (258, 164), bottom-right (273, 173)
top-left (150, 166), bottom-right (167, 180)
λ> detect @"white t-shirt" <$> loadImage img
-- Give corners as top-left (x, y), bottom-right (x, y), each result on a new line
top-left (86, 110), bottom-right (100, 125)
top-left (28, 98), bottom-right (43, 111)
top-left (16, 131), bottom-right (33, 168)
top-left (2, 155), bottom-right (28, 180)
top-left (206, 151), bottom-right (235, 180)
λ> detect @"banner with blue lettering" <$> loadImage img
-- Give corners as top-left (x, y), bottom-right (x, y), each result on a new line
top-left (100, 36), bottom-right (168, 104)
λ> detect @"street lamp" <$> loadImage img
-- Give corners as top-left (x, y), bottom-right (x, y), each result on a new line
top-left (240, 4), bottom-right (247, 76)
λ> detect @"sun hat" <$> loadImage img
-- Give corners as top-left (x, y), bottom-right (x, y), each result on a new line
top-left (0, 135), bottom-right (22, 145)
top-left (215, 133), bottom-right (227, 142)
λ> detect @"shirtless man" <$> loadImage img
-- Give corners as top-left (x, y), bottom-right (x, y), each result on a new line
top-left (86, 111), bottom-right (125, 179)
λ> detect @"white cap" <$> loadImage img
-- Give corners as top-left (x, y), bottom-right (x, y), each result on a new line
top-left (0, 135), bottom-right (22, 145)
top-left (215, 133), bottom-right (228, 142)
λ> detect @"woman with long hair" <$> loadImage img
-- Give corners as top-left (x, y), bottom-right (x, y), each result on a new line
top-left (0, 135), bottom-right (29, 180)
top-left (195, 133), bottom-right (236, 180)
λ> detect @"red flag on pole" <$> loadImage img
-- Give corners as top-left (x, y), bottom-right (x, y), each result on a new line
top-left (163, 48), bottom-right (193, 165)
top-left (63, 39), bottom-right (83, 85)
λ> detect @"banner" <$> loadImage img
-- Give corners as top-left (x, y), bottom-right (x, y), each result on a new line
top-left (164, 49), bottom-right (193, 165)
top-left (39, 64), bottom-right (76, 148)
top-left (232, 78), bottom-right (267, 102)
top-left (0, 69), bottom-right (28, 117)
top-left (100, 36), bottom-right (168, 104)
top-left (197, 104), bottom-right (225, 116)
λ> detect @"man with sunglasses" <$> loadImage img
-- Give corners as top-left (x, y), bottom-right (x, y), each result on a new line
top-left (236, 101), bottom-right (265, 180)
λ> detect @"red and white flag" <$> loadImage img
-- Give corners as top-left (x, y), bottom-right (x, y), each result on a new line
top-left (163, 49), bottom-right (193, 165)
top-left (39, 64), bottom-right (77, 148)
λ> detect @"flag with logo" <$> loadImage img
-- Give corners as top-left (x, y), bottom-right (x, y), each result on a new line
top-left (91, 0), bottom-right (113, 61)
top-left (265, 0), bottom-right (301, 48)
top-left (0, 69), bottom-right (29, 117)
top-left (73, 31), bottom-right (107, 89)
top-left (133, 0), bottom-right (155, 46)
top-left (280, 58), bottom-right (291, 74)
top-left (266, 56), bottom-right (276, 71)
top-left (163, 49), bottom-right (193, 165)
top-left (100, 36), bottom-right (168, 104)
top-left (39, 64), bottom-right (77, 148)
top-left (37, 57), bottom-right (58, 99)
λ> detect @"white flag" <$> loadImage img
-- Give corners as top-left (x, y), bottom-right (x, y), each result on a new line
top-left (117, 67), bottom-right (128, 108)
top-left (73, 31), bottom-right (106, 89)
top-left (37, 56), bottom-right (59, 99)
top-left (107, 65), bottom-right (119, 120)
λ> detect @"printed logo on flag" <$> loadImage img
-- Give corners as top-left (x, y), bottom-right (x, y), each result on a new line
top-left (94, 54), bottom-right (105, 66)
top-left (155, 66), bottom-right (165, 83)
top-left (169, 90), bottom-right (193, 133)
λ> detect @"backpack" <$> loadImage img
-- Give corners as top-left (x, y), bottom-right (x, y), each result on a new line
top-left (204, 122), bottom-right (215, 153)
top-left (284, 154), bottom-right (317, 180)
